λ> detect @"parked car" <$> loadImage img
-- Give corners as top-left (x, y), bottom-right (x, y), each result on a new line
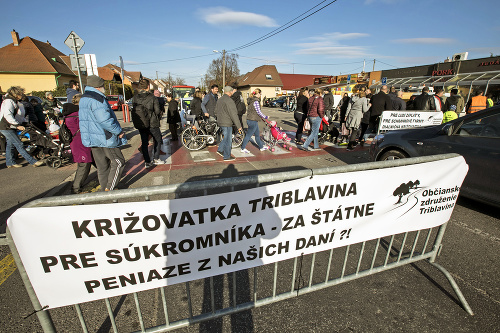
top-left (370, 106), bottom-right (500, 207)
top-left (271, 96), bottom-right (294, 108)
top-left (107, 95), bottom-right (124, 111)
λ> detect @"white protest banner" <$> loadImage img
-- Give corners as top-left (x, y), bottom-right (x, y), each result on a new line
top-left (8, 156), bottom-right (468, 309)
top-left (379, 111), bottom-right (444, 132)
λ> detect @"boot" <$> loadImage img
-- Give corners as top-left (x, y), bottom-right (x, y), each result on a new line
top-left (346, 141), bottom-right (355, 151)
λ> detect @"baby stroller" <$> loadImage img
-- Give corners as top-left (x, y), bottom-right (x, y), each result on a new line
top-left (261, 119), bottom-right (292, 151)
top-left (18, 123), bottom-right (72, 169)
top-left (318, 116), bottom-right (339, 145)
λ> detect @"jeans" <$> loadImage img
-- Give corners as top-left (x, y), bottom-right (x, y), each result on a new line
top-left (241, 120), bottom-right (263, 150)
top-left (302, 116), bottom-right (321, 149)
top-left (0, 129), bottom-right (37, 166)
top-left (218, 126), bottom-right (233, 159)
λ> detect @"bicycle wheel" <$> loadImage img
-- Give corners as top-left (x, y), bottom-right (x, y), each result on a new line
top-left (181, 126), bottom-right (207, 151)
top-left (231, 130), bottom-right (244, 148)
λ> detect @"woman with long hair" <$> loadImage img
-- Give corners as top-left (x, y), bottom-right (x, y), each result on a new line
top-left (0, 86), bottom-right (44, 168)
top-left (240, 88), bottom-right (269, 153)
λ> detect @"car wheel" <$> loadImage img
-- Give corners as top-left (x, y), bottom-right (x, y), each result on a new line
top-left (379, 149), bottom-right (407, 161)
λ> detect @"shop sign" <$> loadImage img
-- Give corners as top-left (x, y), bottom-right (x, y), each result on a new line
top-left (432, 69), bottom-right (454, 76)
top-left (478, 59), bottom-right (500, 67)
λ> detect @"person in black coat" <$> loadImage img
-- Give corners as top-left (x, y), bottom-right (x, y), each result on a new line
top-left (369, 85), bottom-right (392, 132)
top-left (230, 85), bottom-right (246, 130)
top-left (294, 88), bottom-right (309, 143)
top-left (190, 91), bottom-right (204, 122)
top-left (165, 93), bottom-right (181, 141)
top-left (338, 93), bottom-right (350, 126)
top-left (413, 87), bottom-right (435, 110)
top-left (131, 79), bottom-right (163, 167)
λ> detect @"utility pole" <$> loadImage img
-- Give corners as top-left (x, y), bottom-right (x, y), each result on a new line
top-left (156, 71), bottom-right (158, 81)
top-left (222, 49), bottom-right (226, 89)
top-left (363, 59), bottom-right (366, 73)
top-left (373, 59), bottom-right (376, 72)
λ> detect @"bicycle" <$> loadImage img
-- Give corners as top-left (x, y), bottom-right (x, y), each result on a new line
top-left (181, 118), bottom-right (243, 151)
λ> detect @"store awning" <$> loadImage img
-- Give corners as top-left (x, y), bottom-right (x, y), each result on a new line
top-left (371, 70), bottom-right (500, 90)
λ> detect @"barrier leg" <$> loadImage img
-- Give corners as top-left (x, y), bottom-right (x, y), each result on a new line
top-left (6, 228), bottom-right (56, 332)
top-left (427, 261), bottom-right (474, 316)
top-left (427, 222), bottom-right (474, 315)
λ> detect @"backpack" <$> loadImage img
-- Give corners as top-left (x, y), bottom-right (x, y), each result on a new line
top-left (59, 115), bottom-right (78, 145)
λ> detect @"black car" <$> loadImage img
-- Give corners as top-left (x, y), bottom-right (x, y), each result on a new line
top-left (370, 107), bottom-right (500, 207)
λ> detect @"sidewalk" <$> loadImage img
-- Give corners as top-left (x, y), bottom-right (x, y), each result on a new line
top-left (54, 106), bottom-right (371, 195)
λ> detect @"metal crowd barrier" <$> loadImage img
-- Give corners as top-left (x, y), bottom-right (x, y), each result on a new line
top-left (6, 154), bottom-right (473, 332)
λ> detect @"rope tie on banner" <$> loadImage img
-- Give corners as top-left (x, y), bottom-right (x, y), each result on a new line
top-left (295, 253), bottom-right (305, 296)
top-left (24, 305), bottom-right (49, 319)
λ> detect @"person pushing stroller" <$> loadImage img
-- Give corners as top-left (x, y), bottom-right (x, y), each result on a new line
top-left (240, 88), bottom-right (270, 154)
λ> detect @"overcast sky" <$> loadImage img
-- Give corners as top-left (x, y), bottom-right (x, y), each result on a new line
top-left (1, 0), bottom-right (499, 85)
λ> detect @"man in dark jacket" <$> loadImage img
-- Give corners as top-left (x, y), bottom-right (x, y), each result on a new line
top-left (131, 79), bottom-right (163, 167)
top-left (413, 87), bottom-right (435, 110)
top-left (230, 84), bottom-right (246, 130)
top-left (66, 80), bottom-right (80, 103)
top-left (369, 85), bottom-right (392, 132)
top-left (391, 91), bottom-right (406, 110)
top-left (216, 86), bottom-right (242, 161)
top-left (444, 88), bottom-right (464, 114)
top-left (323, 88), bottom-right (334, 119)
top-left (201, 84), bottom-right (219, 121)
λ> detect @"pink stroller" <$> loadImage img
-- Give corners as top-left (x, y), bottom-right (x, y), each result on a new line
top-left (262, 119), bottom-right (292, 151)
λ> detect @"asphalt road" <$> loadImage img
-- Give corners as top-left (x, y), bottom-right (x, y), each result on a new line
top-left (0, 107), bottom-right (498, 332)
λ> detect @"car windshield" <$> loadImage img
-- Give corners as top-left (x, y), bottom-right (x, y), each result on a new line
top-left (108, 96), bottom-right (119, 101)
top-left (456, 112), bottom-right (500, 138)
top-left (173, 88), bottom-right (195, 99)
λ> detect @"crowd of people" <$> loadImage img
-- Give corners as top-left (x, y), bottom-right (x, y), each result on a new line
top-left (2, 75), bottom-right (497, 194)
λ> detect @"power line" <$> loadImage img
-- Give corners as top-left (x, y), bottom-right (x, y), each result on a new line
top-left (125, 53), bottom-right (215, 66)
top-left (375, 60), bottom-right (398, 68)
top-left (228, 0), bottom-right (338, 52)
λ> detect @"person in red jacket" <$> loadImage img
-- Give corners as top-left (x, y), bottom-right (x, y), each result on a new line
top-left (298, 88), bottom-right (325, 151)
top-left (62, 94), bottom-right (94, 194)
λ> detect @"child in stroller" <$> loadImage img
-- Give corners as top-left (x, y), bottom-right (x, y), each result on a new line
top-left (318, 116), bottom-right (340, 145)
top-left (19, 123), bottom-right (72, 168)
top-left (262, 119), bottom-right (292, 151)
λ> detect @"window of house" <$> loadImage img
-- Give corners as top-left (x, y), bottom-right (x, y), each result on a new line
top-left (266, 75), bottom-right (272, 80)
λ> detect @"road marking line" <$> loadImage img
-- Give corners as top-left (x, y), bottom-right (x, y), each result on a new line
top-left (190, 151), bottom-right (216, 162)
top-left (153, 176), bottom-right (164, 186)
top-left (0, 254), bottom-right (17, 286)
top-left (454, 221), bottom-right (500, 243)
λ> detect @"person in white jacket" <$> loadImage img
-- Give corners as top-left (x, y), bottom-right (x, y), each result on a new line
top-left (345, 91), bottom-right (369, 151)
top-left (0, 86), bottom-right (44, 168)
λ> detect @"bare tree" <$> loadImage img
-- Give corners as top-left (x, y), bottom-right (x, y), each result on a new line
top-left (160, 75), bottom-right (186, 92)
top-left (205, 53), bottom-right (240, 88)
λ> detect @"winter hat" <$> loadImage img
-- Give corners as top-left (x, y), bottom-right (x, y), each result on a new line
top-left (86, 75), bottom-right (105, 88)
top-left (223, 86), bottom-right (234, 93)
